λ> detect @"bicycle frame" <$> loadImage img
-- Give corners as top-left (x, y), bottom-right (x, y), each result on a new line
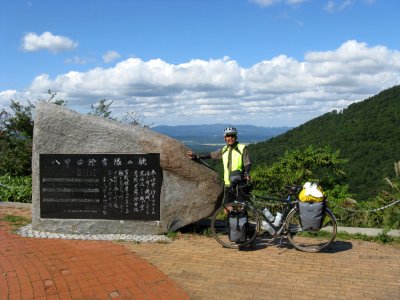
top-left (243, 193), bottom-right (298, 237)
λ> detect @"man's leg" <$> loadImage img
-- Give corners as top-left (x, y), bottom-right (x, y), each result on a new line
top-left (223, 186), bottom-right (236, 213)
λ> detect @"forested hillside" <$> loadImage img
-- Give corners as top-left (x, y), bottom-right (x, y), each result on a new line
top-left (248, 85), bottom-right (400, 201)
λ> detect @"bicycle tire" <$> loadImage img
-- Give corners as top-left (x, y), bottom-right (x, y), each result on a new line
top-left (210, 202), bottom-right (260, 249)
top-left (286, 207), bottom-right (337, 253)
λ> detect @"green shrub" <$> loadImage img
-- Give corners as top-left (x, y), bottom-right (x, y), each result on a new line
top-left (0, 174), bottom-right (32, 203)
top-left (250, 146), bottom-right (348, 198)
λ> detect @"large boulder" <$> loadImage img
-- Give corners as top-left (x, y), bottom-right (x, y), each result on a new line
top-left (32, 102), bottom-right (222, 234)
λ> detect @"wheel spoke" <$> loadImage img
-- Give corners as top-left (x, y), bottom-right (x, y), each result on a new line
top-left (286, 207), bottom-right (337, 252)
top-left (211, 202), bottom-right (260, 249)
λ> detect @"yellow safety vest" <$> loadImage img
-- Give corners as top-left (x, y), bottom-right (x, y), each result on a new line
top-left (222, 143), bottom-right (246, 186)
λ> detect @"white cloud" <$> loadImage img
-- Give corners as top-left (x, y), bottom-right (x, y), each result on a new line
top-left (21, 32), bottom-right (78, 53)
top-left (103, 51), bottom-right (121, 63)
top-left (249, 0), bottom-right (308, 7)
top-left (249, 0), bottom-right (280, 6)
top-left (65, 56), bottom-right (88, 65)
top-left (2, 40), bottom-right (400, 126)
top-left (325, 0), bottom-right (354, 13)
top-left (0, 90), bottom-right (18, 108)
top-left (286, 0), bottom-right (308, 4)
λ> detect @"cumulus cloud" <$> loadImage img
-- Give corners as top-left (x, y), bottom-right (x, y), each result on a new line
top-left (0, 90), bottom-right (18, 108)
top-left (103, 51), bottom-right (121, 63)
top-left (21, 32), bottom-right (78, 53)
top-left (3, 40), bottom-right (400, 126)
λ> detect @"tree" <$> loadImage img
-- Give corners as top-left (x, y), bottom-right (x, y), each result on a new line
top-left (0, 91), bottom-right (66, 176)
top-left (250, 146), bottom-right (349, 198)
top-left (0, 100), bottom-right (35, 175)
top-left (89, 99), bottom-right (150, 127)
top-left (88, 99), bottom-right (115, 120)
top-left (46, 90), bottom-right (67, 106)
top-left (0, 100), bottom-right (34, 139)
top-left (119, 111), bottom-right (150, 127)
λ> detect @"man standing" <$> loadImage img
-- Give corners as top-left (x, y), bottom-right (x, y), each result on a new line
top-left (187, 127), bottom-right (252, 204)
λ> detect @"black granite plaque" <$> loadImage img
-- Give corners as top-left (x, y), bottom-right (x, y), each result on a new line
top-left (40, 154), bottom-right (162, 220)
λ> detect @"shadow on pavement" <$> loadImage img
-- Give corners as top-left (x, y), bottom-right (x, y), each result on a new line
top-left (179, 219), bottom-right (353, 254)
top-left (239, 236), bottom-right (353, 254)
top-left (239, 234), bottom-right (295, 252)
top-left (323, 240), bottom-right (353, 253)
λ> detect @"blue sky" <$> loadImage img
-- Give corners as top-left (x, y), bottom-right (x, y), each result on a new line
top-left (1, 0), bottom-right (399, 127)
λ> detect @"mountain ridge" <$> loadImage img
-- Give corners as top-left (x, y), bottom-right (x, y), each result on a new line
top-left (152, 124), bottom-right (291, 151)
top-left (248, 85), bottom-right (400, 200)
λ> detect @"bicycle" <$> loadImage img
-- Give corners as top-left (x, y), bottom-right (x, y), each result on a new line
top-left (210, 183), bottom-right (337, 253)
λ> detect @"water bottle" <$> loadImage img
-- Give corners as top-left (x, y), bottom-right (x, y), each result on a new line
top-left (261, 221), bottom-right (275, 235)
top-left (273, 212), bottom-right (283, 227)
top-left (263, 208), bottom-right (275, 222)
top-left (262, 208), bottom-right (275, 235)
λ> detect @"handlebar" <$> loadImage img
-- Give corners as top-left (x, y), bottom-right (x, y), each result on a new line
top-left (284, 185), bottom-right (303, 195)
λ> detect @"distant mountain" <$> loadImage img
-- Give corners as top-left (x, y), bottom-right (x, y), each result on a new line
top-left (248, 85), bottom-right (400, 200)
top-left (151, 124), bottom-right (291, 152)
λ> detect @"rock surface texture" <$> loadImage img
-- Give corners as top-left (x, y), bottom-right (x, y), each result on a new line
top-left (32, 102), bottom-right (222, 234)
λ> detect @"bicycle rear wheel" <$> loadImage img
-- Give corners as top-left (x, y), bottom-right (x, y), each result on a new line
top-left (286, 207), bottom-right (337, 252)
top-left (210, 202), bottom-right (260, 249)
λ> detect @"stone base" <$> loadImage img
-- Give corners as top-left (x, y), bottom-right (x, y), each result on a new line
top-left (19, 224), bottom-right (170, 242)
top-left (32, 218), bottom-right (164, 235)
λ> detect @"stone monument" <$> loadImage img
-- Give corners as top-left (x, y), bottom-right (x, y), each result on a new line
top-left (32, 102), bottom-right (222, 235)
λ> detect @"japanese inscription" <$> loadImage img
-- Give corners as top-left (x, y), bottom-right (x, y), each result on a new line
top-left (40, 154), bottom-right (162, 220)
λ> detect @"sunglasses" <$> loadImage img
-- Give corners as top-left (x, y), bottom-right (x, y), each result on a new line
top-left (225, 134), bottom-right (237, 138)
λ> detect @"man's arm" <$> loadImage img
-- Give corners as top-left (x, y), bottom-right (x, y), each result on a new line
top-left (243, 147), bottom-right (252, 179)
top-left (187, 149), bottom-right (221, 160)
top-left (210, 149), bottom-right (222, 160)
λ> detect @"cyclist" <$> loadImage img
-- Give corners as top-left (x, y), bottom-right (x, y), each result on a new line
top-left (187, 127), bottom-right (252, 204)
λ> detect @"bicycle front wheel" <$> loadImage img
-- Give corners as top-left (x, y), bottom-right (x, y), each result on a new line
top-left (210, 202), bottom-right (260, 249)
top-left (286, 207), bottom-right (337, 253)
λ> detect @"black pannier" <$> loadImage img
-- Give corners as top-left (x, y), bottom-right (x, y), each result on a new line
top-left (228, 210), bottom-right (248, 243)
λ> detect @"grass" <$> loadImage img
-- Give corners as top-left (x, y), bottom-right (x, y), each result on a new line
top-left (0, 214), bottom-right (31, 229)
top-left (166, 231), bottom-right (179, 240)
top-left (335, 230), bottom-right (400, 245)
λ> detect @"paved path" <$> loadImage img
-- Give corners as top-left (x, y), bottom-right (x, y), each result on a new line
top-left (1, 203), bottom-right (399, 299)
top-left (0, 205), bottom-right (189, 300)
top-left (126, 234), bottom-right (400, 300)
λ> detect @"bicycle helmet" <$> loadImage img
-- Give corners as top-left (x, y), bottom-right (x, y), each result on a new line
top-left (223, 127), bottom-right (237, 136)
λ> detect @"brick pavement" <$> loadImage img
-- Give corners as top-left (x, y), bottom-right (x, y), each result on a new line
top-left (1, 203), bottom-right (399, 300)
top-left (0, 205), bottom-right (189, 300)
top-left (124, 234), bottom-right (400, 300)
